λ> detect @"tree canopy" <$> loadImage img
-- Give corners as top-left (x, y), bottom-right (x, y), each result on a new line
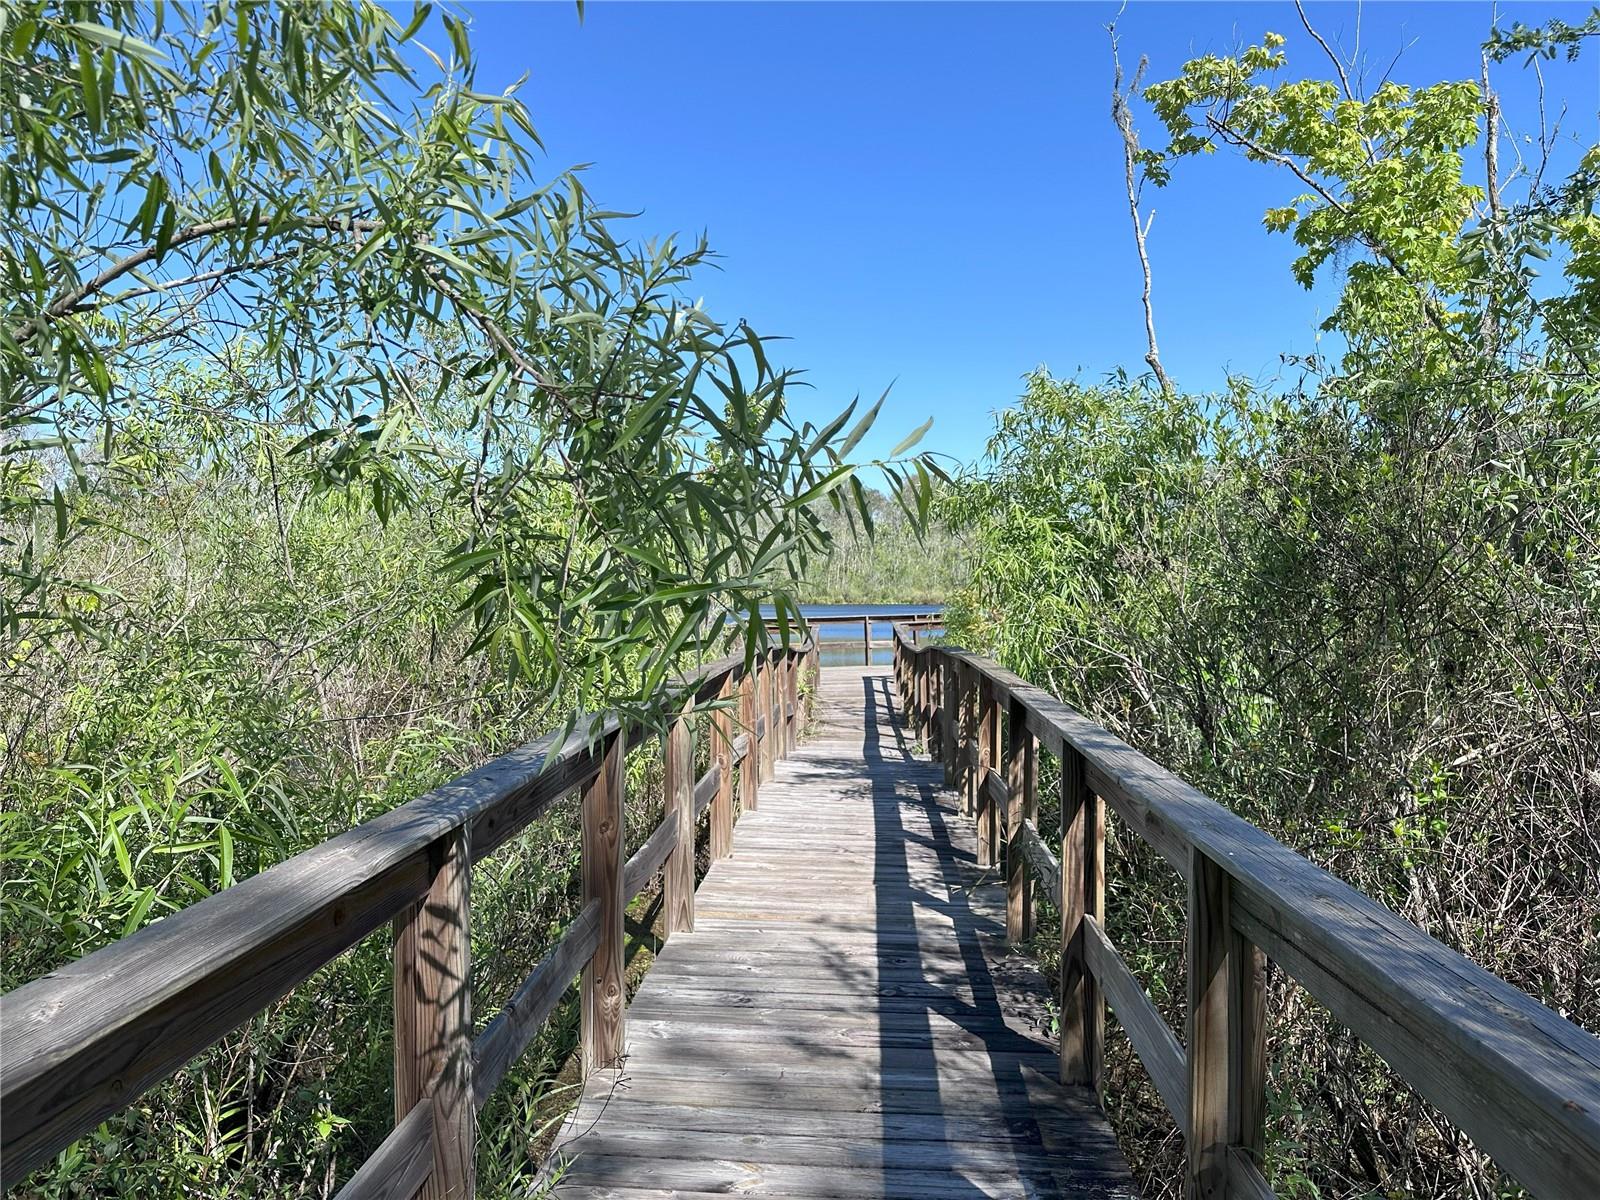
top-left (2, 0), bottom-right (939, 722)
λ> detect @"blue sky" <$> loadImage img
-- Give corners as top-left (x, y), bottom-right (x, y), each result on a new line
top-left (460, 1), bottom-right (1599, 466)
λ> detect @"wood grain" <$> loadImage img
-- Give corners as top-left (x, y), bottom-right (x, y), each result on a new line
top-left (332, 1097), bottom-right (434, 1200)
top-left (581, 734), bottom-right (626, 1073)
top-left (739, 670), bottom-right (759, 813)
top-left (711, 677), bottom-right (735, 858)
top-left (921, 644), bottom-right (1600, 1199)
top-left (394, 827), bottom-right (474, 1200)
top-left (1059, 746), bottom-right (1103, 1088)
top-left (1006, 696), bottom-right (1038, 944)
top-left (664, 705), bottom-right (694, 935)
top-left (0, 645), bottom-right (816, 1190)
top-left (547, 666), bottom-right (1135, 1200)
top-left (473, 900), bottom-right (601, 1106)
top-left (1083, 915), bottom-right (1186, 1129)
top-left (1018, 819), bottom-right (1062, 911)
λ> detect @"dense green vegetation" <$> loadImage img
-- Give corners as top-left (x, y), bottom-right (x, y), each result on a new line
top-left (944, 15), bottom-right (1600, 1200)
top-left (800, 486), bottom-right (970, 604)
top-left (1, 2), bottom-right (936, 1193)
top-left (5, 2), bottom-right (1599, 1198)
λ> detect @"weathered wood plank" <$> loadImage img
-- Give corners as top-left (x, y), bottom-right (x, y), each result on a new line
top-left (664, 706), bottom-right (694, 935)
top-left (0, 645), bottom-right (819, 1189)
top-left (932, 647), bottom-right (1600, 1199)
top-left (552, 667), bottom-right (1134, 1200)
top-left (332, 1097), bottom-right (434, 1200)
top-left (473, 900), bottom-right (600, 1106)
top-left (739, 670), bottom-right (759, 812)
top-left (1059, 745), bottom-right (1103, 1088)
top-left (1018, 818), bottom-right (1062, 911)
top-left (581, 734), bottom-right (626, 1073)
top-left (1006, 696), bottom-right (1038, 943)
top-left (394, 827), bottom-right (474, 1200)
top-left (1083, 915), bottom-right (1186, 1129)
top-left (711, 676), bottom-right (735, 858)
top-left (625, 817), bottom-right (679, 909)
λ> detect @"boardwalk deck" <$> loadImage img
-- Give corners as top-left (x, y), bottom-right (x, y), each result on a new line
top-left (546, 666), bottom-right (1136, 1199)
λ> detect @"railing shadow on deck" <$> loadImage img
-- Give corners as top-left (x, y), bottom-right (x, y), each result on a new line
top-left (890, 621), bottom-right (1600, 1200)
top-left (862, 670), bottom-right (1128, 1196)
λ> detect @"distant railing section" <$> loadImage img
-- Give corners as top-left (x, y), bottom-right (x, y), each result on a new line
top-left (892, 623), bottom-right (1600, 1200)
top-left (0, 639), bottom-right (820, 1198)
top-left (767, 608), bottom-right (942, 665)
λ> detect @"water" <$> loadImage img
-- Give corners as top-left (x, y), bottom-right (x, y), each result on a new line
top-left (761, 602), bottom-right (944, 668)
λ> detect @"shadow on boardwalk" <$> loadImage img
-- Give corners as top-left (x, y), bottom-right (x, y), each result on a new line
top-left (547, 665), bottom-right (1135, 1199)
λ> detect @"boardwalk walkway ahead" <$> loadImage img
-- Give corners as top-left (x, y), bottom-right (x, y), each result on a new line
top-left (548, 666), bottom-right (1135, 1199)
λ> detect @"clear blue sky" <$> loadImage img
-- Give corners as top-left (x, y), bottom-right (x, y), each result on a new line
top-left (460, 1), bottom-right (1599, 466)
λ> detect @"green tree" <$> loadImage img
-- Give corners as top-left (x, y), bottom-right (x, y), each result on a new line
top-left (947, 14), bottom-right (1600, 1199)
top-left (1, 0), bottom-right (936, 721)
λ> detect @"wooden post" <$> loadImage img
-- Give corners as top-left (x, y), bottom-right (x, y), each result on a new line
top-left (961, 667), bottom-right (979, 818)
top-left (712, 676), bottom-right (735, 859)
top-left (934, 659), bottom-right (947, 790)
top-left (664, 702), bottom-right (694, 936)
top-left (581, 733), bottom-right (626, 1073)
top-left (740, 668), bottom-right (759, 812)
top-left (808, 643), bottom-right (819, 724)
top-left (863, 615), bottom-right (872, 666)
top-left (976, 677), bottom-right (999, 867)
top-left (760, 656), bottom-right (776, 782)
top-left (926, 657), bottom-right (941, 761)
top-left (785, 652), bottom-right (799, 751)
top-left (1059, 745), bottom-right (1104, 1088)
top-left (394, 826), bottom-right (474, 1199)
top-left (777, 654), bottom-right (790, 758)
top-left (1186, 849), bottom-right (1267, 1198)
top-left (1006, 697), bottom-right (1037, 944)
top-left (912, 655), bottom-right (924, 744)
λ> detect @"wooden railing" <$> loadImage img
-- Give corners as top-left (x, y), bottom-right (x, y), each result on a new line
top-left (892, 624), bottom-right (1600, 1200)
top-left (767, 608), bottom-right (942, 665)
top-left (0, 639), bottom-right (819, 1198)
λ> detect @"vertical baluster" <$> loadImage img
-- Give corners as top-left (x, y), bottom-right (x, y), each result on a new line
top-left (785, 652), bottom-right (799, 751)
top-left (664, 701), bottom-right (694, 936)
top-left (976, 677), bottom-right (999, 867)
top-left (1006, 697), bottom-right (1037, 944)
top-left (1059, 744), bottom-right (1104, 1088)
top-left (393, 825), bottom-right (474, 1199)
top-left (1186, 850), bottom-right (1267, 1198)
top-left (863, 615), bottom-right (872, 666)
top-left (767, 654), bottom-right (780, 774)
top-left (762, 655), bottom-right (777, 781)
top-left (961, 667), bottom-right (979, 819)
top-left (581, 733), bottom-right (626, 1072)
top-left (934, 659), bottom-right (947, 790)
top-left (712, 676), bottom-right (736, 858)
top-left (740, 667), bottom-right (759, 812)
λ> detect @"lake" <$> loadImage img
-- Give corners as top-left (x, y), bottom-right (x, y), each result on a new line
top-left (760, 602), bottom-right (945, 668)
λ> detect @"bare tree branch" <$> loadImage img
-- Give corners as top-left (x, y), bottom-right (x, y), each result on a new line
top-left (1109, 22), bottom-right (1175, 395)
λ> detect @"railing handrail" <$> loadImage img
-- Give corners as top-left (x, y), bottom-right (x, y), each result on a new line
top-left (0, 638), bottom-right (818, 1196)
top-left (890, 622), bottom-right (1600, 1200)
top-left (763, 608), bottom-right (943, 626)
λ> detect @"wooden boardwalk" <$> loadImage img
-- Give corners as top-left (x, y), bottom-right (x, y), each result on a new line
top-left (547, 666), bottom-right (1135, 1199)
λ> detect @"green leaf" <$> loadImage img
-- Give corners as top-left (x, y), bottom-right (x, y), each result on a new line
top-left (889, 417), bottom-right (934, 458)
top-left (67, 21), bottom-right (169, 66)
top-left (839, 386), bottom-right (889, 457)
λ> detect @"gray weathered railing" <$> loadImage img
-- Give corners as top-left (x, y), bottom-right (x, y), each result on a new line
top-left (0, 639), bottom-right (819, 1198)
top-left (767, 608), bottom-right (941, 664)
top-left (892, 623), bottom-right (1600, 1200)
